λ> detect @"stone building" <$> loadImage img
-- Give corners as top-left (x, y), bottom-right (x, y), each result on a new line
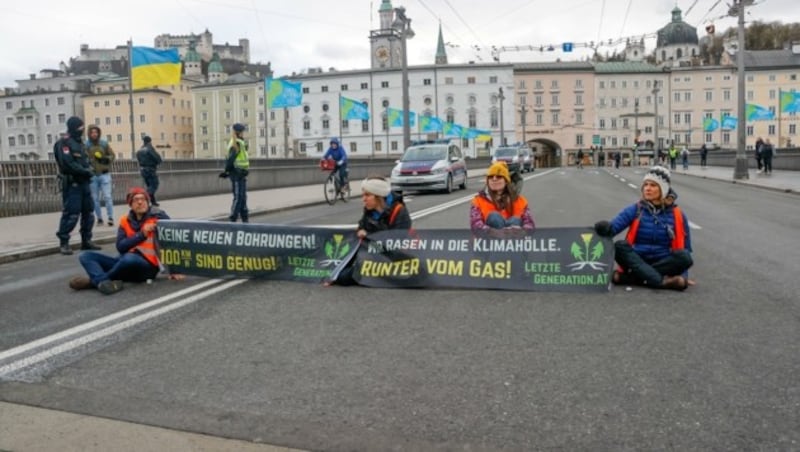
top-left (655, 7), bottom-right (700, 66)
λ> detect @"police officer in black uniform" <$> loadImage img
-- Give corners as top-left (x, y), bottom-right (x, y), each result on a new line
top-left (55, 116), bottom-right (101, 255)
top-left (136, 135), bottom-right (163, 206)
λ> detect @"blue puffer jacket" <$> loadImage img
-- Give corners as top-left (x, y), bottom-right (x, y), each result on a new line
top-left (609, 200), bottom-right (692, 262)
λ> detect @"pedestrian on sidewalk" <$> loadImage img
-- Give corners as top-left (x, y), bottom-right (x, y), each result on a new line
top-left (68, 187), bottom-right (184, 295)
top-left (668, 144), bottom-right (678, 170)
top-left (136, 135), bottom-right (163, 206)
top-left (755, 137), bottom-right (764, 173)
top-left (219, 123), bottom-right (250, 223)
top-left (594, 166), bottom-right (693, 291)
top-left (614, 151), bottom-right (621, 169)
top-left (761, 138), bottom-right (774, 175)
top-left (54, 116), bottom-right (101, 255)
top-left (576, 148), bottom-right (584, 169)
top-left (86, 125), bottom-right (115, 226)
top-left (326, 176), bottom-right (411, 286)
top-left (681, 145), bottom-right (690, 170)
top-left (700, 144), bottom-right (708, 169)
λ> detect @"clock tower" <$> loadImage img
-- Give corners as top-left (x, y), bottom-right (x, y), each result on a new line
top-left (370, 0), bottom-right (401, 69)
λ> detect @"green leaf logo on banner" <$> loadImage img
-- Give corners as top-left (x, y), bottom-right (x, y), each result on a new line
top-left (567, 233), bottom-right (607, 271)
top-left (321, 234), bottom-right (350, 267)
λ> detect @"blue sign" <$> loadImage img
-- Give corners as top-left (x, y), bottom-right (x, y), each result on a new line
top-left (562, 43), bottom-right (574, 52)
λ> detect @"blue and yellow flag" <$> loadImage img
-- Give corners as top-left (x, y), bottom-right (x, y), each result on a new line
top-left (746, 103), bottom-right (775, 121)
top-left (387, 107), bottom-right (416, 127)
top-left (703, 117), bottom-right (719, 132)
top-left (340, 96), bottom-right (370, 120)
top-left (780, 90), bottom-right (800, 114)
top-left (443, 122), bottom-right (464, 137)
top-left (266, 78), bottom-right (303, 109)
top-left (721, 115), bottom-right (737, 130)
top-left (131, 46), bottom-right (181, 90)
top-left (420, 116), bottom-right (443, 132)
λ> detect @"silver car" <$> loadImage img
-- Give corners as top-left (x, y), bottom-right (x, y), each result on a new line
top-left (390, 142), bottom-right (468, 193)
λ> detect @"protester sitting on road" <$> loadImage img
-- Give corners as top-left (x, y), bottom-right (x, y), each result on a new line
top-left (327, 176), bottom-right (411, 286)
top-left (470, 162), bottom-right (535, 234)
top-left (68, 187), bottom-right (184, 295)
top-left (594, 166), bottom-right (693, 290)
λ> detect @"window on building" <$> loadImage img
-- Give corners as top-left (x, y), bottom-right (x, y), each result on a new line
top-left (705, 133), bottom-right (713, 142)
top-left (599, 119), bottom-right (606, 129)
top-left (138, 97), bottom-right (145, 105)
top-left (674, 113), bottom-right (681, 125)
top-left (116, 99), bottom-right (121, 106)
top-left (610, 81), bottom-right (616, 89)
top-left (611, 98), bottom-right (616, 108)
top-left (201, 126), bottom-right (208, 135)
top-left (723, 89), bottom-right (731, 101)
top-left (518, 80), bottom-right (526, 89)
top-left (599, 81), bottom-right (605, 89)
top-left (610, 118), bottom-right (617, 129)
top-left (444, 77), bottom-right (454, 85)
top-left (576, 134), bottom-right (583, 145)
top-left (684, 92), bottom-right (691, 102)
top-left (18, 135), bottom-right (26, 146)
top-left (789, 124), bottom-right (796, 134)
top-left (536, 113), bottom-right (543, 126)
top-left (303, 119), bottom-right (311, 131)
top-left (57, 97), bottom-right (64, 105)
top-left (747, 90), bottom-right (754, 101)
top-left (705, 91), bottom-right (713, 102)
top-left (535, 95), bottom-right (542, 106)
top-left (674, 92), bottom-right (681, 102)
top-left (350, 142), bottom-right (358, 152)
top-left (575, 111), bottom-right (583, 124)
top-left (446, 109), bottom-right (455, 123)
top-left (490, 109), bottom-right (498, 127)
top-left (5, 101), bottom-right (12, 110)
top-left (467, 76), bottom-right (476, 84)
top-left (489, 76), bottom-right (498, 84)
top-left (552, 94), bottom-right (559, 106)
top-left (302, 87), bottom-right (310, 94)
top-left (242, 94), bottom-right (249, 103)
top-left (361, 82), bottom-right (368, 89)
top-left (362, 119), bottom-right (369, 132)
top-left (322, 118), bottom-right (330, 130)
top-left (768, 125), bottom-right (776, 135)
top-left (341, 119), bottom-right (349, 131)
top-left (535, 80), bottom-right (543, 89)
top-left (8, 136), bottom-right (16, 147)
top-left (684, 113), bottom-right (691, 124)
top-left (47, 133), bottom-right (53, 144)
top-left (321, 85), bottom-right (329, 92)
top-left (576, 94), bottom-right (583, 106)
top-left (684, 133), bottom-right (691, 144)
top-left (374, 141), bottom-right (382, 152)
top-left (746, 125), bottom-right (753, 137)
top-left (468, 109), bottom-right (477, 127)
top-left (622, 118), bottom-right (629, 129)
top-left (44, 115), bottom-right (51, 125)
top-left (341, 84), bottom-right (348, 91)
top-left (116, 116), bottom-right (122, 124)
top-left (769, 89), bottom-right (776, 100)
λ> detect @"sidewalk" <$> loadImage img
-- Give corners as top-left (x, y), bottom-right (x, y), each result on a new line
top-left (1, 166), bottom-right (795, 264)
top-left (670, 165), bottom-right (800, 194)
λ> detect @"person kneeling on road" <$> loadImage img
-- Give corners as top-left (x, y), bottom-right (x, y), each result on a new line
top-left (594, 166), bottom-right (693, 290)
top-left (68, 187), bottom-right (183, 295)
top-left (326, 176), bottom-right (412, 286)
top-left (470, 162), bottom-right (535, 235)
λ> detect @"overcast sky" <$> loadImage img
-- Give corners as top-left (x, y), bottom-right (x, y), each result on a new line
top-left (0, 0), bottom-right (794, 87)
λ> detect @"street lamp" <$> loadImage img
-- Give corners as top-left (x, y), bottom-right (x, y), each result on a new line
top-left (498, 87), bottom-right (505, 146)
top-left (652, 80), bottom-right (660, 155)
top-left (393, 6), bottom-right (414, 151)
top-left (732, 0), bottom-right (751, 180)
top-left (634, 98), bottom-right (640, 166)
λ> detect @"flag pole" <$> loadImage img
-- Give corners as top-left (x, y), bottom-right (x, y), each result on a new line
top-left (127, 39), bottom-right (137, 159)
top-left (338, 93), bottom-right (343, 142)
top-left (264, 79), bottom-right (270, 159)
top-left (778, 90), bottom-right (782, 148)
top-left (386, 105), bottom-right (390, 157)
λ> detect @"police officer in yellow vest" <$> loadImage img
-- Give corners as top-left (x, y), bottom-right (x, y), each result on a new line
top-left (219, 123), bottom-right (250, 222)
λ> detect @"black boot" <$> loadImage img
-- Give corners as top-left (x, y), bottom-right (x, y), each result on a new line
top-left (60, 242), bottom-right (73, 255)
top-left (81, 241), bottom-right (101, 250)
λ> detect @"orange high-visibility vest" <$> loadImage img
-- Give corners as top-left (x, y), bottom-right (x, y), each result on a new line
top-left (472, 194), bottom-right (528, 221)
top-left (119, 215), bottom-right (160, 267)
top-left (626, 205), bottom-right (686, 250)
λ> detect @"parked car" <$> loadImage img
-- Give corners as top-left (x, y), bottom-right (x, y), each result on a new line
top-left (492, 146), bottom-right (524, 174)
top-left (390, 140), bottom-right (468, 194)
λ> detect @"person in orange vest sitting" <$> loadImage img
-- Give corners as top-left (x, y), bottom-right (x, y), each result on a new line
top-left (594, 166), bottom-right (693, 290)
top-left (68, 187), bottom-right (182, 295)
top-left (470, 162), bottom-right (535, 234)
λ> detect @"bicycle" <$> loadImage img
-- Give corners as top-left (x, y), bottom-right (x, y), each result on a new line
top-left (320, 159), bottom-right (351, 205)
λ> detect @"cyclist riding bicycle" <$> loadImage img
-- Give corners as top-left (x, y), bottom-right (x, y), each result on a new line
top-left (322, 137), bottom-right (348, 192)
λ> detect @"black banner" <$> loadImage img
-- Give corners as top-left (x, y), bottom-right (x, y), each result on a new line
top-left (157, 222), bottom-right (614, 292)
top-left (353, 229), bottom-right (614, 292)
top-left (157, 220), bottom-right (356, 282)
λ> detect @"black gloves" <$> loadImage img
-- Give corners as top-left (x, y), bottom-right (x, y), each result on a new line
top-left (218, 171), bottom-right (229, 179)
top-left (594, 220), bottom-right (613, 237)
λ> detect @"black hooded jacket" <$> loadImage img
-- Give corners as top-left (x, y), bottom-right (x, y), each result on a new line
top-left (54, 116), bottom-right (93, 182)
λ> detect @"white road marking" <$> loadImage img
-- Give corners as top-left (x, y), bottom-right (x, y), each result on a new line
top-left (620, 178), bottom-right (627, 182)
top-left (688, 221), bottom-right (702, 230)
top-left (0, 279), bottom-right (225, 363)
top-left (627, 183), bottom-right (638, 189)
top-left (0, 279), bottom-right (245, 377)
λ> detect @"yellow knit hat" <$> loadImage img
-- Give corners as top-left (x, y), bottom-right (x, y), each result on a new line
top-left (487, 161), bottom-right (510, 183)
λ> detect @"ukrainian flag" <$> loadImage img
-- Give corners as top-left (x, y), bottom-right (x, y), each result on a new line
top-left (131, 46), bottom-right (181, 90)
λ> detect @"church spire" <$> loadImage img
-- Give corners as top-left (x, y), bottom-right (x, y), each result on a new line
top-left (435, 22), bottom-right (448, 65)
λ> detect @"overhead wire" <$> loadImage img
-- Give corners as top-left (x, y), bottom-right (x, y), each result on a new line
top-left (618, 0), bottom-right (634, 39)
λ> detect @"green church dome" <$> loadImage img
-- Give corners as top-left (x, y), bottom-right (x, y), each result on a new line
top-left (656, 7), bottom-right (698, 47)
